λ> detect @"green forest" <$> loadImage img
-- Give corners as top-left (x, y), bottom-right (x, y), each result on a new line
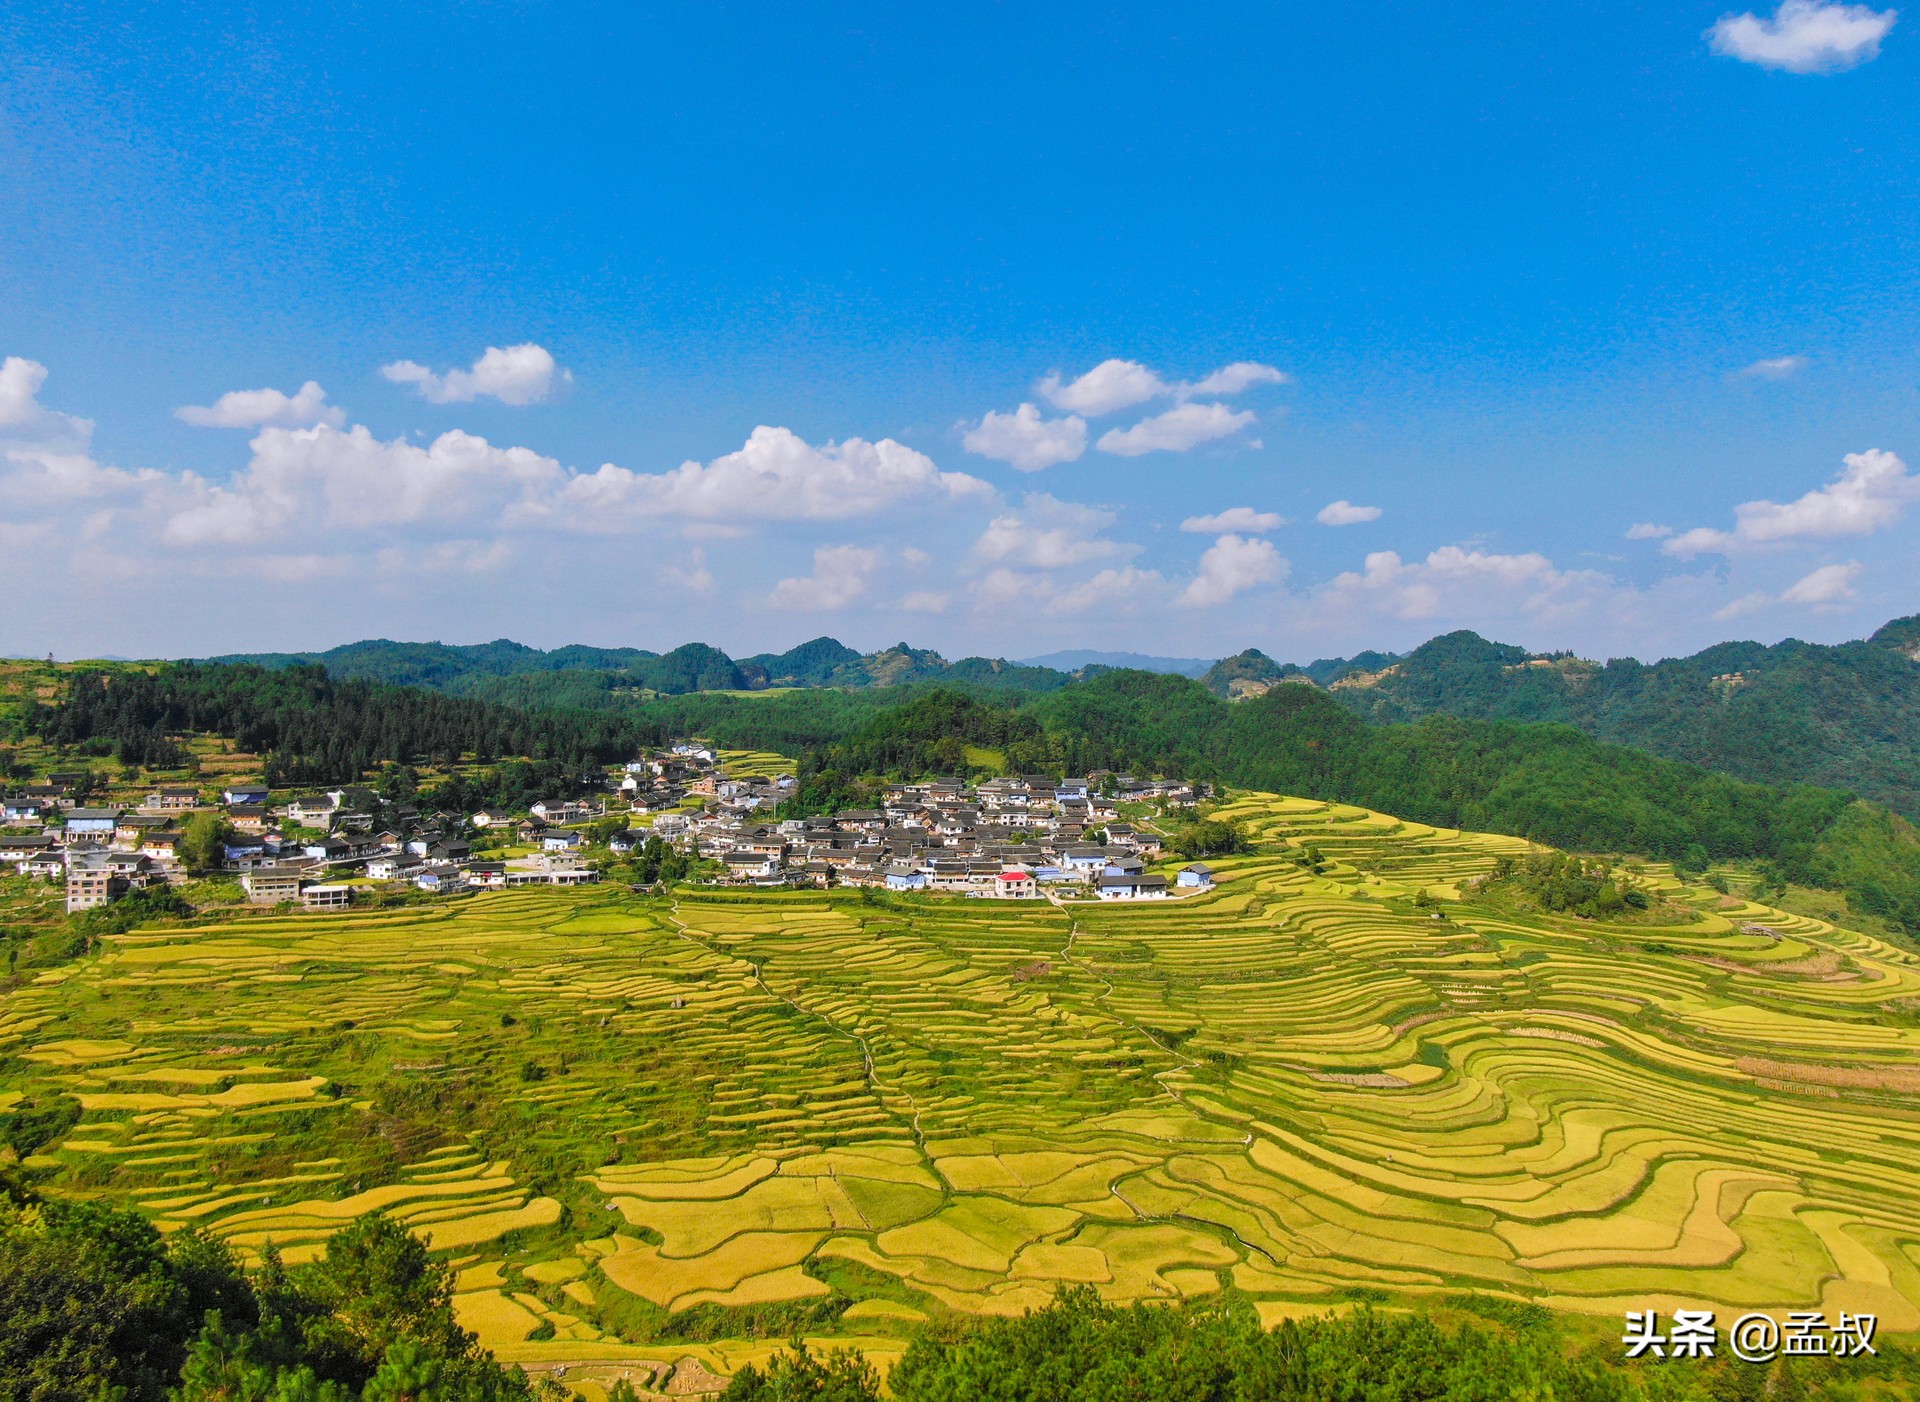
top-left (196, 614), bottom-right (1920, 826)
top-left (16, 655), bottom-right (1920, 934)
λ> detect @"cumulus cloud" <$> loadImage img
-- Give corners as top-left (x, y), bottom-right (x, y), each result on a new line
top-left (962, 402), bottom-right (1087, 471)
top-left (769, 545), bottom-right (879, 611)
top-left (1626, 522), bottom-right (1674, 540)
top-left (1179, 534), bottom-right (1287, 607)
top-left (1662, 449), bottom-right (1918, 557)
top-left (1717, 561), bottom-right (1863, 618)
top-left (1708, 0), bottom-right (1896, 72)
top-left (1097, 403), bottom-right (1255, 457)
top-left (973, 564), bottom-right (1165, 616)
top-left (381, 343), bottom-right (570, 405)
top-left (1734, 355), bottom-right (1810, 381)
top-left (1037, 358), bottom-right (1287, 416)
top-left (973, 493), bottom-right (1134, 570)
top-left (0, 356), bottom-right (94, 446)
top-left (1781, 560), bottom-right (1864, 604)
top-left (662, 548), bottom-right (714, 594)
top-left (159, 418), bottom-right (994, 550)
top-left (1185, 361), bottom-right (1291, 397)
top-left (1038, 360), bottom-right (1169, 416)
top-left (542, 425), bottom-right (991, 526)
top-left (1181, 506), bottom-right (1286, 534)
top-left (164, 424), bottom-right (567, 546)
top-left (1316, 500), bottom-right (1382, 526)
top-left (1317, 546), bottom-right (1622, 624)
top-left (899, 590), bottom-right (951, 613)
top-left (176, 381), bottom-right (344, 429)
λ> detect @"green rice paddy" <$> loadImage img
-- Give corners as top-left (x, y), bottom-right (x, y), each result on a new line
top-left (6, 790), bottom-right (1920, 1374)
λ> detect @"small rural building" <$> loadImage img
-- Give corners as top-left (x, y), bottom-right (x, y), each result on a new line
top-left (1098, 874), bottom-right (1170, 901)
top-left (464, 861), bottom-right (507, 889)
top-left (0, 833), bottom-right (60, 867)
top-left (145, 787), bottom-right (199, 813)
top-left (2, 794), bottom-right (47, 824)
top-left (223, 785), bottom-right (270, 807)
top-left (1177, 864), bottom-right (1215, 889)
top-left (301, 884), bottom-right (352, 911)
top-left (66, 865), bottom-right (127, 912)
top-left (885, 864), bottom-right (927, 891)
top-left (994, 869), bottom-right (1038, 899)
top-left (242, 870), bottom-right (302, 904)
top-left (64, 809), bottom-right (121, 847)
top-left (542, 831), bottom-right (583, 853)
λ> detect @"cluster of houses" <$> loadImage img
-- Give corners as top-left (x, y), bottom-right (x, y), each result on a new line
top-left (2, 743), bottom-right (1218, 916)
top-left (683, 772), bottom-right (1217, 899)
top-left (0, 773), bottom-right (603, 914)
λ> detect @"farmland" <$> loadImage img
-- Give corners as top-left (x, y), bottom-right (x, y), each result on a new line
top-left (5, 790), bottom-right (1920, 1388)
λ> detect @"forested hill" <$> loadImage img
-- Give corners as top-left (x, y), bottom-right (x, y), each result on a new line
top-left (1319, 616), bottom-right (1920, 820)
top-left (184, 611), bottom-right (1920, 823)
top-left (19, 657), bottom-right (1920, 929)
top-left (635, 674), bottom-right (1920, 935)
top-left (207, 636), bottom-right (1080, 696)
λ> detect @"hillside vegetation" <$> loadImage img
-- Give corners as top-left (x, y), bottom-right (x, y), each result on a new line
top-left (188, 614), bottom-right (1920, 830)
top-left (1322, 616), bottom-right (1920, 821)
top-left (17, 659), bottom-right (1920, 935)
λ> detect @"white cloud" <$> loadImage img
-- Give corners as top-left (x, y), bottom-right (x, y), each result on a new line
top-left (973, 493), bottom-right (1134, 570)
top-left (899, 590), bottom-right (951, 613)
top-left (1708, 0), bottom-right (1896, 72)
top-left (176, 380), bottom-right (344, 429)
top-left (381, 343), bottom-right (570, 405)
top-left (1715, 561), bottom-right (1863, 618)
top-left (0, 356), bottom-right (94, 446)
top-left (962, 402), bottom-right (1087, 471)
top-left (1185, 361), bottom-right (1290, 397)
top-left (1096, 403), bottom-right (1255, 457)
top-left (769, 545), bottom-right (878, 611)
top-left (1626, 522), bottom-right (1674, 539)
top-left (1663, 449), bottom-right (1918, 557)
top-left (164, 424), bottom-right (567, 546)
top-left (1734, 355), bottom-right (1810, 381)
top-left (534, 425), bottom-right (992, 527)
top-left (1036, 358), bottom-right (1287, 417)
top-left (1051, 566), bottom-right (1165, 614)
top-left (1317, 546), bottom-right (1622, 624)
top-left (662, 548), bottom-right (714, 594)
top-left (1316, 500), bottom-right (1382, 526)
top-left (1038, 360), bottom-right (1168, 416)
top-left (1780, 560), bottom-right (1863, 605)
top-left (1181, 506), bottom-right (1286, 534)
top-left (1179, 534), bottom-right (1287, 607)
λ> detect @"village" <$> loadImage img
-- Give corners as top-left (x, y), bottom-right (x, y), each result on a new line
top-left (0, 743), bottom-right (1220, 915)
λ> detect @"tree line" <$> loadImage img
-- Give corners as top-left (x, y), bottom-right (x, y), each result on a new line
top-left (26, 664), bottom-right (666, 788)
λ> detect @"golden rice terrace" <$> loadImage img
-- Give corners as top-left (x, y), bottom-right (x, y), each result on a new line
top-left (5, 791), bottom-right (1920, 1383)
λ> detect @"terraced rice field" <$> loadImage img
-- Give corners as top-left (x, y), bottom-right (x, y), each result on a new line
top-left (6, 790), bottom-right (1920, 1373)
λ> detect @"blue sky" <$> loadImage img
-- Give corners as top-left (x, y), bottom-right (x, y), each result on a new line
top-left (3, 0), bottom-right (1917, 662)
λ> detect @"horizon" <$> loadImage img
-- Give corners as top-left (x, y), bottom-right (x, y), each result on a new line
top-left (18, 604), bottom-right (1915, 673)
top-left (5, 3), bottom-right (1920, 661)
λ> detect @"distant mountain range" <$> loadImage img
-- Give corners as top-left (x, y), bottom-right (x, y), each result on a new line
top-left (206, 614), bottom-right (1920, 819)
top-left (1014, 649), bottom-right (1216, 678)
